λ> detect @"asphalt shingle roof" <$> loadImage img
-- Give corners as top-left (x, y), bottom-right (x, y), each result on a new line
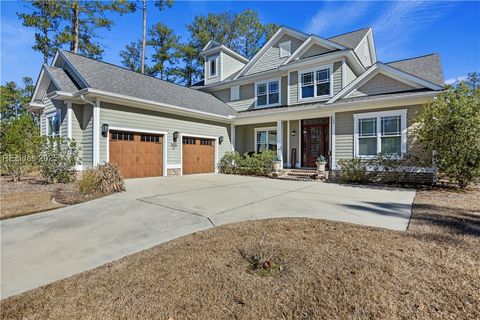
top-left (328, 28), bottom-right (370, 49)
top-left (60, 50), bottom-right (236, 117)
top-left (44, 65), bottom-right (80, 92)
top-left (387, 54), bottom-right (444, 87)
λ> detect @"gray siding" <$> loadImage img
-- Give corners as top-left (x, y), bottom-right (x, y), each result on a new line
top-left (344, 61), bottom-right (357, 87)
top-left (214, 83), bottom-right (255, 112)
top-left (289, 71), bottom-right (298, 105)
top-left (288, 120), bottom-right (300, 166)
top-left (281, 76), bottom-right (288, 106)
top-left (71, 104), bottom-right (84, 162)
top-left (221, 52), bottom-right (245, 80)
top-left (350, 73), bottom-right (415, 97)
top-left (332, 61), bottom-right (342, 95)
top-left (246, 34), bottom-right (303, 76)
top-left (82, 105), bottom-right (93, 168)
top-left (334, 105), bottom-right (426, 163)
top-left (234, 122), bottom-right (276, 155)
top-left (99, 102), bottom-right (231, 167)
top-left (301, 44), bottom-right (332, 59)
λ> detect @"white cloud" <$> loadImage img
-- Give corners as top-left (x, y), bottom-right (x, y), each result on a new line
top-left (305, 1), bottom-right (373, 36)
top-left (373, 1), bottom-right (453, 59)
top-left (445, 75), bottom-right (467, 85)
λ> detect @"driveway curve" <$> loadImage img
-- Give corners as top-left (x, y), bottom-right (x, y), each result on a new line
top-left (1, 174), bottom-right (415, 298)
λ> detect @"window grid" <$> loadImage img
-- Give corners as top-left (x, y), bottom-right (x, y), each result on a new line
top-left (255, 129), bottom-right (277, 152)
top-left (141, 134), bottom-right (161, 143)
top-left (256, 79), bottom-right (279, 107)
top-left (300, 68), bottom-right (331, 99)
top-left (111, 131), bottom-right (134, 141)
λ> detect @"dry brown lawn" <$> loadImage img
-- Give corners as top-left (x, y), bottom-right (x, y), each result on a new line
top-left (0, 176), bottom-right (99, 220)
top-left (1, 187), bottom-right (479, 319)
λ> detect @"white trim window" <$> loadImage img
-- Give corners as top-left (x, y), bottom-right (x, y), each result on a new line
top-left (254, 127), bottom-right (277, 152)
top-left (46, 111), bottom-right (61, 138)
top-left (279, 40), bottom-right (291, 58)
top-left (255, 78), bottom-right (280, 108)
top-left (207, 56), bottom-right (217, 78)
top-left (354, 109), bottom-right (407, 158)
top-left (299, 65), bottom-right (332, 100)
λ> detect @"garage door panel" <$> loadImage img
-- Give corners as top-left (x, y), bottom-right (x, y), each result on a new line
top-left (109, 131), bottom-right (163, 179)
top-left (182, 137), bottom-right (215, 175)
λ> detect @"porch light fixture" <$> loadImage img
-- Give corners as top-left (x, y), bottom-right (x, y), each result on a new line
top-left (219, 136), bottom-right (224, 144)
top-left (101, 123), bottom-right (109, 137)
top-left (291, 130), bottom-right (296, 136)
top-left (173, 131), bottom-right (179, 142)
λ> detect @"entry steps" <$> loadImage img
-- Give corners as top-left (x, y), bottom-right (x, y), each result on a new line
top-left (276, 168), bottom-right (325, 182)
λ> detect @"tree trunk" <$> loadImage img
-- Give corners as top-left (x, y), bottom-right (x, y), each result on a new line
top-left (71, 0), bottom-right (80, 53)
top-left (141, 0), bottom-right (147, 74)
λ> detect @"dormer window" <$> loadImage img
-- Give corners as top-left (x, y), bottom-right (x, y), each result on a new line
top-left (279, 41), bottom-right (291, 58)
top-left (209, 59), bottom-right (216, 76)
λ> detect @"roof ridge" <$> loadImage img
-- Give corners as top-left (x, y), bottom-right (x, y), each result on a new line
top-left (328, 27), bottom-right (370, 39)
top-left (386, 53), bottom-right (438, 64)
top-left (59, 49), bottom-right (236, 108)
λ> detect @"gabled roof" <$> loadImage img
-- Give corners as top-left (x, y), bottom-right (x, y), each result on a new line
top-left (328, 28), bottom-right (370, 49)
top-left (233, 26), bottom-right (309, 79)
top-left (327, 62), bottom-right (444, 104)
top-left (282, 35), bottom-right (344, 65)
top-left (202, 40), bottom-right (221, 52)
top-left (43, 65), bottom-right (80, 92)
top-left (387, 54), bottom-right (444, 87)
top-left (58, 50), bottom-right (237, 117)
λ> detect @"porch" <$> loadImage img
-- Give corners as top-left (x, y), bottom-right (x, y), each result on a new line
top-left (233, 117), bottom-right (333, 170)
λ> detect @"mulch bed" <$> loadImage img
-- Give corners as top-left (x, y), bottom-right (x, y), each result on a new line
top-left (1, 185), bottom-right (478, 319)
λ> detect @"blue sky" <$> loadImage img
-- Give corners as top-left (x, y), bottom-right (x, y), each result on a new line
top-left (1, 0), bottom-right (479, 85)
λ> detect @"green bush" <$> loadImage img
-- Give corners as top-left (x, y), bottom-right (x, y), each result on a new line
top-left (218, 151), bottom-right (243, 174)
top-left (77, 163), bottom-right (125, 195)
top-left (218, 150), bottom-right (277, 176)
top-left (0, 113), bottom-right (41, 181)
top-left (337, 158), bottom-right (370, 183)
top-left (38, 137), bottom-right (79, 183)
top-left (415, 72), bottom-right (480, 188)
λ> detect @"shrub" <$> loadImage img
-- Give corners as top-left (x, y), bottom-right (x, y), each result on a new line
top-left (0, 113), bottom-right (41, 181)
top-left (96, 162), bottom-right (125, 194)
top-left (415, 72), bottom-right (480, 188)
top-left (218, 151), bottom-right (243, 174)
top-left (337, 158), bottom-right (370, 183)
top-left (218, 150), bottom-right (277, 176)
top-left (77, 163), bottom-right (125, 195)
top-left (77, 169), bottom-right (100, 194)
top-left (38, 137), bottom-right (79, 183)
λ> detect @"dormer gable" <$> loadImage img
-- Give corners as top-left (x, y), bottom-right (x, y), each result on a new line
top-left (282, 35), bottom-right (345, 65)
top-left (199, 41), bottom-right (249, 85)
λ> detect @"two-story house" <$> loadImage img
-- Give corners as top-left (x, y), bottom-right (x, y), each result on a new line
top-left (27, 26), bottom-right (444, 179)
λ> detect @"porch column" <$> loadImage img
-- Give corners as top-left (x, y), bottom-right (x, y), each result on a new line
top-left (276, 120), bottom-right (283, 169)
top-left (286, 120), bottom-right (290, 167)
top-left (93, 97), bottom-right (100, 166)
top-left (230, 124), bottom-right (235, 152)
top-left (66, 101), bottom-right (72, 139)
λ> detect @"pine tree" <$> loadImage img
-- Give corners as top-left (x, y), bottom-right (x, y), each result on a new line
top-left (148, 22), bottom-right (180, 81)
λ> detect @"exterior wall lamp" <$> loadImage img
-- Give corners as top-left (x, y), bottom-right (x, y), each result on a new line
top-left (219, 136), bottom-right (224, 144)
top-left (291, 130), bottom-right (296, 136)
top-left (101, 124), bottom-right (109, 137)
top-left (173, 131), bottom-right (179, 142)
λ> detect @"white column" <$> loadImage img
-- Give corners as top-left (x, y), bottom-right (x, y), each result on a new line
top-left (66, 101), bottom-right (73, 139)
top-left (298, 119), bottom-right (301, 168)
top-left (331, 114), bottom-right (336, 170)
top-left (93, 97), bottom-right (100, 166)
top-left (286, 120), bottom-right (290, 167)
top-left (276, 120), bottom-right (283, 169)
top-left (230, 124), bottom-right (235, 152)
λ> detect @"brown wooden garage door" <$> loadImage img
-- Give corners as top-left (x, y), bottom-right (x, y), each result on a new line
top-left (182, 136), bottom-right (215, 175)
top-left (109, 131), bottom-right (163, 178)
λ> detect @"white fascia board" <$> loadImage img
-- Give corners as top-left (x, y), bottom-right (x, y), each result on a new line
top-left (201, 40), bottom-right (221, 52)
top-left (379, 63), bottom-right (443, 90)
top-left (327, 65), bottom-right (379, 103)
top-left (283, 35), bottom-right (346, 66)
top-left (31, 68), bottom-right (46, 103)
top-left (57, 50), bottom-right (90, 87)
top-left (234, 27), bottom-right (309, 80)
top-left (278, 50), bottom-right (351, 71)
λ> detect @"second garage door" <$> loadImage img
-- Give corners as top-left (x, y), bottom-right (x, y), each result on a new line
top-left (109, 130), bottom-right (164, 178)
top-left (182, 136), bottom-right (215, 175)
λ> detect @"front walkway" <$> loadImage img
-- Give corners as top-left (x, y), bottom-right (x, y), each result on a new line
top-left (1, 174), bottom-right (415, 298)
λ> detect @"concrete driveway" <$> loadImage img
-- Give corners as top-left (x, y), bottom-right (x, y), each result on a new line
top-left (1, 174), bottom-right (415, 298)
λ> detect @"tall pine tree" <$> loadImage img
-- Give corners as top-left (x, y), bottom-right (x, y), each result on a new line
top-left (148, 22), bottom-right (180, 81)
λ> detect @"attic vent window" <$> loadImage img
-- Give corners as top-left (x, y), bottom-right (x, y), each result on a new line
top-left (279, 41), bottom-right (291, 58)
top-left (209, 58), bottom-right (217, 77)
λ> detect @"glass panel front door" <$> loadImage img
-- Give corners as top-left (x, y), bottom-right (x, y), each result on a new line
top-left (302, 118), bottom-right (329, 167)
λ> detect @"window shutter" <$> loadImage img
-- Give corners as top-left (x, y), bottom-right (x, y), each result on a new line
top-left (230, 85), bottom-right (240, 101)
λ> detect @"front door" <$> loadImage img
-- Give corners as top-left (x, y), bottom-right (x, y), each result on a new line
top-left (302, 118), bottom-right (329, 168)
